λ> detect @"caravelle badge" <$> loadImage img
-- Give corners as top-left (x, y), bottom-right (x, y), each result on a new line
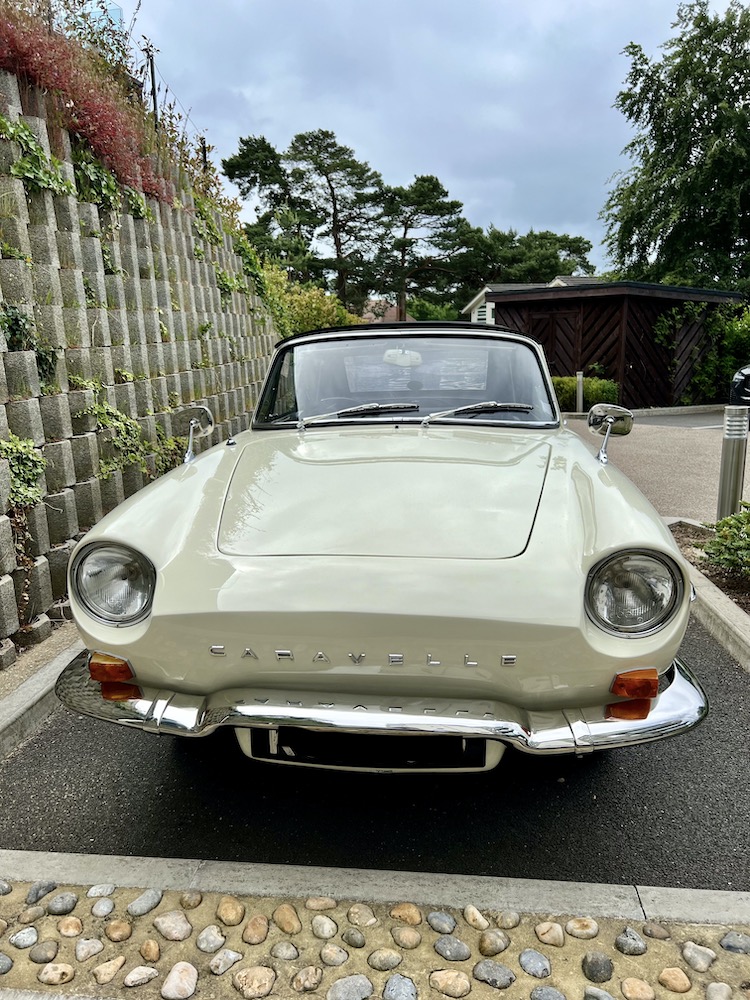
top-left (208, 646), bottom-right (517, 667)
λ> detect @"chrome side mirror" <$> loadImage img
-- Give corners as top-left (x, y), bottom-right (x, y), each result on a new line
top-left (587, 403), bottom-right (633, 465)
top-left (171, 406), bottom-right (215, 463)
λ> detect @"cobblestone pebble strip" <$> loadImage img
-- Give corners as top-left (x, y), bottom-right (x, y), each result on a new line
top-left (0, 879), bottom-right (748, 998)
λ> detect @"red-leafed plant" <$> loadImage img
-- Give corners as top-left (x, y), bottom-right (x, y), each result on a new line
top-left (0, 1), bottom-right (173, 201)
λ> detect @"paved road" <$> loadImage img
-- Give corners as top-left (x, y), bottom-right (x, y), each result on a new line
top-left (570, 406), bottom-right (750, 523)
top-left (1, 619), bottom-right (747, 892)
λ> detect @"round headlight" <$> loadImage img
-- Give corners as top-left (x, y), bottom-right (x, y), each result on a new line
top-left (72, 544), bottom-right (156, 625)
top-left (585, 550), bottom-right (684, 636)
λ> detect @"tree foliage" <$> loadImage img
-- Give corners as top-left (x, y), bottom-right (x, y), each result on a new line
top-left (681, 303), bottom-right (750, 401)
top-left (371, 174), bottom-right (464, 316)
top-left (260, 263), bottom-right (361, 338)
top-left (602, 1), bottom-right (750, 290)
top-left (448, 224), bottom-right (595, 310)
top-left (224, 130), bottom-right (595, 317)
top-left (224, 129), bottom-right (383, 307)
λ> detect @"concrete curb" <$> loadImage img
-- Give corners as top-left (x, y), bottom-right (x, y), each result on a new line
top-left (690, 562), bottom-right (750, 669)
top-left (563, 405), bottom-right (724, 421)
top-left (675, 514), bottom-right (750, 669)
top-left (0, 991), bottom-right (99, 1000)
top-left (0, 850), bottom-right (749, 924)
top-left (666, 517), bottom-right (750, 671)
top-left (0, 992), bottom-right (99, 1000)
top-left (0, 640), bottom-right (82, 761)
top-left (630, 404), bottom-right (725, 417)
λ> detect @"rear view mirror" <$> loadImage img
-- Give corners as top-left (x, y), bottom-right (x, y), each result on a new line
top-left (588, 403), bottom-right (633, 437)
top-left (171, 405), bottom-right (214, 439)
top-left (171, 406), bottom-right (215, 462)
top-left (587, 403), bottom-right (634, 465)
top-left (383, 348), bottom-right (422, 368)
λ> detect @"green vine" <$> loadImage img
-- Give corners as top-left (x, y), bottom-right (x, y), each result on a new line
top-left (101, 242), bottom-right (122, 276)
top-left (153, 425), bottom-right (187, 477)
top-left (250, 261), bottom-right (293, 339)
top-left (652, 302), bottom-right (715, 362)
top-left (124, 186), bottom-right (153, 221)
top-left (193, 193), bottom-right (222, 246)
top-left (0, 303), bottom-right (34, 350)
top-left (72, 146), bottom-right (121, 213)
top-left (82, 275), bottom-right (102, 308)
top-left (0, 433), bottom-right (47, 508)
top-left (0, 241), bottom-right (32, 266)
top-left (68, 374), bottom-right (100, 391)
top-left (0, 113), bottom-right (75, 197)
top-left (214, 264), bottom-right (248, 304)
top-left (0, 304), bottom-right (58, 390)
top-left (79, 397), bottom-right (189, 481)
top-left (0, 434), bottom-right (47, 629)
top-left (649, 301), bottom-right (750, 402)
top-left (81, 398), bottom-right (150, 479)
top-left (232, 231), bottom-right (267, 298)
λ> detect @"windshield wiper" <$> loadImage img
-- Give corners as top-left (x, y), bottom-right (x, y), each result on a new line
top-left (420, 401), bottom-right (533, 428)
top-left (300, 402), bottom-right (420, 427)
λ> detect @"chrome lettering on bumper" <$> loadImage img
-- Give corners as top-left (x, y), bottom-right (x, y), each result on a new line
top-left (56, 654), bottom-right (708, 758)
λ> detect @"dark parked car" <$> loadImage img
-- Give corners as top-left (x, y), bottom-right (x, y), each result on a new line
top-left (730, 363), bottom-right (750, 405)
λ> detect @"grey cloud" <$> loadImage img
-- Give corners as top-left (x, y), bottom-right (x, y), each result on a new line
top-left (119, 0), bottom-right (693, 269)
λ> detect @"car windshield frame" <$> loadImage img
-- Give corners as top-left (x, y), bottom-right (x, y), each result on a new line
top-left (252, 328), bottom-right (560, 430)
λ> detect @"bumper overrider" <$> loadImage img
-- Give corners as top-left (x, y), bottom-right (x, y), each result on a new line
top-left (56, 652), bottom-right (708, 756)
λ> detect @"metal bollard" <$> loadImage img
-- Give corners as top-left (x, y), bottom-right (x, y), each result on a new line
top-left (576, 371), bottom-right (584, 413)
top-left (716, 405), bottom-right (749, 520)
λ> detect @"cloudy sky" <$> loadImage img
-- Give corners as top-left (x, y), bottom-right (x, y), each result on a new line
top-left (115, 0), bottom-right (709, 273)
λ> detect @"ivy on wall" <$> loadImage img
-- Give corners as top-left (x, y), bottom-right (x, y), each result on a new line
top-left (0, 112), bottom-right (74, 196)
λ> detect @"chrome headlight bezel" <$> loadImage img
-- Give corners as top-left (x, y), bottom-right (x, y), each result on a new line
top-left (585, 549), bottom-right (685, 638)
top-left (70, 542), bottom-right (156, 627)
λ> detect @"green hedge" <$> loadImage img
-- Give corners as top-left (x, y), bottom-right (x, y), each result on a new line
top-left (552, 376), bottom-right (619, 411)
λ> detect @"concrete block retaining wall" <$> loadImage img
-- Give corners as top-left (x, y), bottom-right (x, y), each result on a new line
top-left (0, 71), bottom-right (278, 663)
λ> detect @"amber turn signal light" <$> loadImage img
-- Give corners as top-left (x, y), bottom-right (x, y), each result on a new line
top-left (610, 668), bottom-right (659, 700)
top-left (606, 699), bottom-right (652, 721)
top-left (88, 652), bottom-right (134, 683)
top-left (100, 682), bottom-right (142, 702)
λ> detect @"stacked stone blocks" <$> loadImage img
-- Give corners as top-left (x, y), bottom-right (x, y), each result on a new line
top-left (0, 71), bottom-right (277, 663)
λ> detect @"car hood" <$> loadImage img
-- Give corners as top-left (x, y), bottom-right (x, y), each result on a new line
top-left (218, 427), bottom-right (551, 559)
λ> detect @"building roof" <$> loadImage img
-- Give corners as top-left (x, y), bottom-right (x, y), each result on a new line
top-left (461, 275), bottom-right (605, 313)
top-left (361, 300), bottom-right (415, 323)
top-left (485, 279), bottom-right (743, 305)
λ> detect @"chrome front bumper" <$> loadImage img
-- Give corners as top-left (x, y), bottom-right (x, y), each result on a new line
top-left (55, 653), bottom-right (708, 756)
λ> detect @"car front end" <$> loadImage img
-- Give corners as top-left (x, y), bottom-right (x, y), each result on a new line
top-left (56, 324), bottom-right (707, 772)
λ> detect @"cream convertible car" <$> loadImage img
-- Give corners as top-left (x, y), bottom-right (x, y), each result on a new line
top-left (56, 323), bottom-right (708, 772)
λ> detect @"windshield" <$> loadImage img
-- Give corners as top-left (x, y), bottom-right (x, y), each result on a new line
top-left (254, 334), bottom-right (557, 427)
